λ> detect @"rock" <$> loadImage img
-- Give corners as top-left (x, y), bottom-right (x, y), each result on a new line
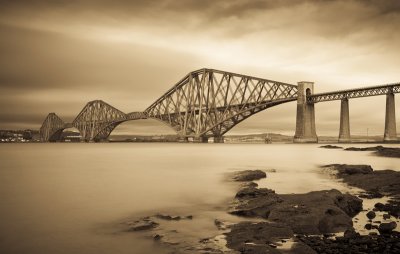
top-left (325, 164), bottom-right (373, 175)
top-left (240, 181), bottom-right (258, 189)
top-left (214, 219), bottom-right (227, 230)
top-left (373, 200), bottom-right (400, 218)
top-left (345, 147), bottom-right (378, 151)
top-left (230, 188), bottom-right (359, 234)
top-left (358, 191), bottom-right (384, 199)
top-left (378, 222), bottom-right (397, 234)
top-left (334, 193), bottom-right (363, 217)
top-left (225, 222), bottom-right (293, 254)
top-left (366, 211), bottom-right (376, 220)
top-left (127, 219), bottom-right (159, 231)
top-left (320, 145), bottom-right (343, 149)
top-left (154, 213), bottom-right (193, 221)
top-left (298, 232), bottom-right (400, 253)
top-left (344, 228), bottom-right (360, 238)
top-left (324, 164), bottom-right (400, 198)
top-left (231, 170), bottom-right (267, 182)
top-left (375, 202), bottom-right (385, 210)
top-left (153, 234), bottom-right (163, 241)
top-left (229, 186), bottom-right (282, 217)
top-left (199, 238), bottom-right (210, 244)
top-left (364, 223), bottom-right (373, 230)
top-left (344, 146), bottom-right (400, 158)
top-left (155, 214), bottom-right (182, 220)
top-left (383, 213), bottom-right (391, 220)
top-left (375, 146), bottom-right (400, 158)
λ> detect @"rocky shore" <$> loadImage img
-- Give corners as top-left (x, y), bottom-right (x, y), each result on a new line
top-left (320, 145), bottom-right (400, 158)
top-left (225, 170), bottom-right (365, 254)
top-left (120, 167), bottom-right (399, 253)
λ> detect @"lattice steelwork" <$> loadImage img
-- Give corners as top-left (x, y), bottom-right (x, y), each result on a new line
top-left (308, 83), bottom-right (400, 103)
top-left (145, 68), bottom-right (297, 138)
top-left (72, 100), bottom-right (129, 142)
top-left (40, 113), bottom-right (66, 142)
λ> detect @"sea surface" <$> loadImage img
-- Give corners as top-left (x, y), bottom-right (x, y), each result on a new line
top-left (0, 143), bottom-right (399, 254)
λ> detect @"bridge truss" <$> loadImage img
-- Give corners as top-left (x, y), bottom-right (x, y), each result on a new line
top-left (39, 68), bottom-right (298, 142)
top-left (72, 100), bottom-right (146, 142)
top-left (39, 113), bottom-right (66, 142)
top-left (145, 69), bottom-right (298, 138)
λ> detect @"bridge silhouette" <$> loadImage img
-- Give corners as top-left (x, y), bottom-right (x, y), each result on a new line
top-left (40, 68), bottom-right (399, 143)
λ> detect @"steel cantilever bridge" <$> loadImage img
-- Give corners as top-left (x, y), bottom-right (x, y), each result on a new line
top-left (40, 68), bottom-right (400, 143)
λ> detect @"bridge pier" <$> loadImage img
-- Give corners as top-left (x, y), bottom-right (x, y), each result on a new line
top-left (384, 92), bottom-right (397, 142)
top-left (193, 136), bottom-right (209, 143)
top-left (177, 137), bottom-right (189, 143)
top-left (294, 81), bottom-right (318, 143)
top-left (338, 98), bottom-right (351, 143)
top-left (213, 136), bottom-right (225, 143)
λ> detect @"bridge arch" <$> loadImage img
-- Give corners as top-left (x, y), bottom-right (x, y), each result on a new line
top-left (106, 118), bottom-right (177, 140)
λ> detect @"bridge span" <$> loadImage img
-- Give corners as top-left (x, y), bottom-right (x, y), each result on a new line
top-left (39, 68), bottom-right (399, 143)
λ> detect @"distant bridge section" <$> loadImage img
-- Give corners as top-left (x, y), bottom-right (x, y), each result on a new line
top-left (72, 100), bottom-right (147, 142)
top-left (40, 113), bottom-right (66, 142)
top-left (308, 83), bottom-right (400, 103)
top-left (293, 82), bottom-right (399, 143)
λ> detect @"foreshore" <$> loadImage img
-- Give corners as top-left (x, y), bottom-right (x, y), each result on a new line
top-left (115, 146), bottom-right (400, 253)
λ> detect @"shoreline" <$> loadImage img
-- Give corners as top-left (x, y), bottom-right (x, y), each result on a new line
top-left (118, 159), bottom-right (400, 253)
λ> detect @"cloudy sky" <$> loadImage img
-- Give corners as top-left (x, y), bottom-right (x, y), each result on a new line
top-left (0, 0), bottom-right (399, 136)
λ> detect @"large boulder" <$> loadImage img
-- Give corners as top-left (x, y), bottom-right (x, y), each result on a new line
top-left (226, 221), bottom-right (317, 254)
top-left (229, 188), bottom-right (362, 235)
top-left (334, 193), bottom-right (363, 217)
top-left (225, 222), bottom-right (293, 254)
top-left (229, 186), bottom-right (283, 217)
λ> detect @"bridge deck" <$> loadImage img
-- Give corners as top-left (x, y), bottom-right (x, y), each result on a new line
top-left (308, 83), bottom-right (400, 103)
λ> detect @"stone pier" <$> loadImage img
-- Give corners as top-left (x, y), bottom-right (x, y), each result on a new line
top-left (338, 98), bottom-right (351, 143)
top-left (213, 136), bottom-right (224, 143)
top-left (294, 81), bottom-right (318, 143)
top-left (384, 92), bottom-right (397, 142)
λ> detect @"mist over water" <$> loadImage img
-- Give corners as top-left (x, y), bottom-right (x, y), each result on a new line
top-left (0, 143), bottom-right (399, 254)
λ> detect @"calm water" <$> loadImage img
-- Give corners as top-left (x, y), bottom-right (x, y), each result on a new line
top-left (0, 143), bottom-right (399, 254)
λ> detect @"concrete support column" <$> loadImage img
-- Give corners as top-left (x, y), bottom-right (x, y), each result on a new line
top-left (338, 98), bottom-right (351, 143)
top-left (213, 136), bottom-right (224, 143)
top-left (384, 92), bottom-right (397, 142)
top-left (193, 136), bottom-right (209, 143)
top-left (294, 81), bottom-right (318, 143)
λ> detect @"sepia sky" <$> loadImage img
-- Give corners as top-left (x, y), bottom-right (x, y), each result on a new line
top-left (0, 0), bottom-right (399, 136)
